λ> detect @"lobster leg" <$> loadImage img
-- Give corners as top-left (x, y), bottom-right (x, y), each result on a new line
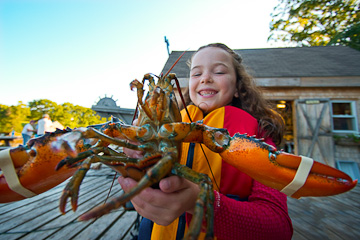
top-left (130, 79), bottom-right (154, 121)
top-left (56, 147), bottom-right (106, 170)
top-left (172, 162), bottom-right (214, 240)
top-left (58, 149), bottom-right (151, 213)
top-left (59, 156), bottom-right (96, 213)
top-left (71, 148), bottom-right (215, 240)
top-left (78, 151), bottom-right (177, 221)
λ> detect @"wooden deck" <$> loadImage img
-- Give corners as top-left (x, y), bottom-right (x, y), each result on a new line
top-left (288, 184), bottom-right (360, 240)
top-left (0, 165), bottom-right (359, 240)
top-left (0, 166), bottom-right (140, 240)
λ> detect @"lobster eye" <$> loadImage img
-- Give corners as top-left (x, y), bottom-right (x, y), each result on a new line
top-left (29, 149), bottom-right (37, 157)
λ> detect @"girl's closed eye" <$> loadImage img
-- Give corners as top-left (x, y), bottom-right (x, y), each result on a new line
top-left (191, 71), bottom-right (202, 77)
top-left (214, 66), bottom-right (228, 75)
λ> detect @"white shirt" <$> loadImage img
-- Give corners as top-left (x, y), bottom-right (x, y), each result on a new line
top-left (37, 118), bottom-right (53, 135)
top-left (21, 123), bottom-right (34, 136)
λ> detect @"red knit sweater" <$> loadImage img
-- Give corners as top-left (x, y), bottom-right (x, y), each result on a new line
top-left (211, 181), bottom-right (293, 239)
top-left (185, 106), bottom-right (293, 240)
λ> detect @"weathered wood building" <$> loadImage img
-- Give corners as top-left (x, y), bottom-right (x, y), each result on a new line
top-left (162, 46), bottom-right (360, 180)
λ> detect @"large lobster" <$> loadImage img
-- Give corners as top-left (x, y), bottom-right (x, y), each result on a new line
top-left (0, 68), bottom-right (357, 239)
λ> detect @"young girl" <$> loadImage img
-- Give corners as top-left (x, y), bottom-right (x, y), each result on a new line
top-left (119, 43), bottom-right (293, 239)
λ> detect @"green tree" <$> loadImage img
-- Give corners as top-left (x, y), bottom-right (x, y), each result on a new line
top-left (28, 99), bottom-right (105, 129)
top-left (269, 0), bottom-right (360, 50)
top-left (56, 102), bottom-right (104, 128)
top-left (72, 104), bottom-right (104, 127)
top-left (57, 102), bottom-right (78, 128)
top-left (328, 22), bottom-right (360, 49)
top-left (0, 102), bottom-right (31, 133)
top-left (0, 105), bottom-right (12, 133)
top-left (28, 99), bottom-right (60, 121)
top-left (0, 100), bottom-right (105, 134)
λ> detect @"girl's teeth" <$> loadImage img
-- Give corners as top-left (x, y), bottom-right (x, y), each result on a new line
top-left (200, 91), bottom-right (216, 96)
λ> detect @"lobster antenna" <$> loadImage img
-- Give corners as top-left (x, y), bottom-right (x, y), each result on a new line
top-left (105, 172), bottom-right (118, 204)
top-left (132, 104), bottom-right (139, 124)
top-left (163, 50), bottom-right (187, 78)
top-left (200, 145), bottom-right (220, 191)
top-left (174, 77), bottom-right (192, 122)
top-left (164, 50), bottom-right (194, 122)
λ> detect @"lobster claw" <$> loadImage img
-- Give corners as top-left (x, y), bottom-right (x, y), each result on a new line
top-left (273, 152), bottom-right (357, 198)
top-left (217, 133), bottom-right (357, 199)
top-left (0, 129), bottom-right (87, 203)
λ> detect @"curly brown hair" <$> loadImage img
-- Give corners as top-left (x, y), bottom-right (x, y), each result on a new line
top-left (183, 43), bottom-right (285, 145)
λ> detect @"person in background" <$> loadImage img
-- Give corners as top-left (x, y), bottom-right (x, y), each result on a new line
top-left (37, 114), bottom-right (53, 137)
top-left (120, 43), bottom-right (293, 239)
top-left (21, 120), bottom-right (36, 144)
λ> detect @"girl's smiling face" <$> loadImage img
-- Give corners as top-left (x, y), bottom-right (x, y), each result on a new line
top-left (189, 47), bottom-right (238, 114)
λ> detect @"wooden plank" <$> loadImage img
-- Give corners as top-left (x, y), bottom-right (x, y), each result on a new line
top-left (255, 77), bottom-right (301, 87)
top-left (291, 230), bottom-right (309, 240)
top-left (72, 210), bottom-right (138, 240)
top-left (98, 211), bottom-right (140, 240)
top-left (0, 174), bottom-right (110, 233)
top-left (0, 166), bottom-right (140, 240)
top-left (300, 76), bottom-right (360, 87)
top-left (18, 173), bottom-right (121, 239)
top-left (0, 189), bottom-right (62, 224)
top-left (288, 186), bottom-right (360, 239)
top-left (16, 185), bottom-right (122, 240)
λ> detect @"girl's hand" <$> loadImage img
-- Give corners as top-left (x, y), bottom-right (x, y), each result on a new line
top-left (118, 175), bottom-right (200, 226)
top-left (123, 143), bottom-right (143, 159)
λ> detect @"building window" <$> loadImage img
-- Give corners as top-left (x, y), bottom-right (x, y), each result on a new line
top-left (336, 161), bottom-right (360, 180)
top-left (331, 101), bottom-right (358, 133)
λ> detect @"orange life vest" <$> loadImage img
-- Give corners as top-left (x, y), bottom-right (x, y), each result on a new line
top-left (150, 105), bottom-right (258, 240)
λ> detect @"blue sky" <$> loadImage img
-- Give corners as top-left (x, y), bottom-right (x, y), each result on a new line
top-left (1, 0), bottom-right (282, 109)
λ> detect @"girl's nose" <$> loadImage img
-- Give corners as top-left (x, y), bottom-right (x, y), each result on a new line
top-left (200, 73), bottom-right (213, 84)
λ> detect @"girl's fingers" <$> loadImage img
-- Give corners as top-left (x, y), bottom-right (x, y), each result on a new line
top-left (123, 147), bottom-right (143, 158)
top-left (118, 176), bottom-right (171, 209)
top-left (118, 175), bottom-right (200, 224)
top-left (122, 139), bottom-right (144, 158)
top-left (159, 175), bottom-right (187, 193)
top-left (118, 176), bottom-right (179, 225)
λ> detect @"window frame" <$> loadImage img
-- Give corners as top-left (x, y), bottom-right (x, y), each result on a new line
top-left (331, 100), bottom-right (359, 134)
